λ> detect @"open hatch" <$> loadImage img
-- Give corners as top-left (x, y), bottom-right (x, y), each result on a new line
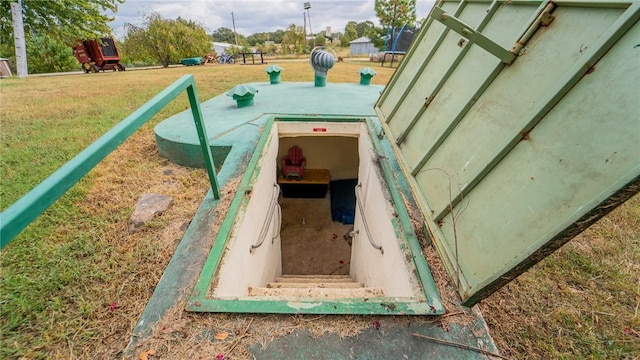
top-left (187, 117), bottom-right (445, 315)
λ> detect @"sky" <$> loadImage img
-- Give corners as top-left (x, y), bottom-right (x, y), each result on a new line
top-left (107, 0), bottom-right (436, 40)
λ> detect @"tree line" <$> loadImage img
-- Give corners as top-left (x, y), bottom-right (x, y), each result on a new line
top-left (0, 0), bottom-right (417, 73)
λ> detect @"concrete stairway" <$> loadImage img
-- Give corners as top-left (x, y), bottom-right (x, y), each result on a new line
top-left (248, 275), bottom-right (384, 299)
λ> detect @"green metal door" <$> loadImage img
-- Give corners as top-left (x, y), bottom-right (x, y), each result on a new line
top-left (376, 0), bottom-right (640, 306)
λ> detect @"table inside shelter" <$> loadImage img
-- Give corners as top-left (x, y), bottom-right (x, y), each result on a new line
top-left (278, 169), bottom-right (330, 198)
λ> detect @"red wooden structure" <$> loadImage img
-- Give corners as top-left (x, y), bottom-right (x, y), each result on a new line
top-left (73, 37), bottom-right (125, 73)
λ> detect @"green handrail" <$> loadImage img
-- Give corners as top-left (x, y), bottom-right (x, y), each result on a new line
top-left (0, 75), bottom-right (220, 249)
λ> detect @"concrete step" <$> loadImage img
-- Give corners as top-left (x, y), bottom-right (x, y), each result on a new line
top-left (267, 282), bottom-right (364, 289)
top-left (280, 274), bottom-right (352, 279)
top-left (275, 275), bottom-right (355, 284)
top-left (248, 287), bottom-right (384, 299)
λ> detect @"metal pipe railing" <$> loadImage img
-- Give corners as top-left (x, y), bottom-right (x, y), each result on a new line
top-left (0, 75), bottom-right (220, 249)
top-left (250, 183), bottom-right (281, 252)
top-left (272, 203), bottom-right (282, 243)
top-left (355, 183), bottom-right (384, 254)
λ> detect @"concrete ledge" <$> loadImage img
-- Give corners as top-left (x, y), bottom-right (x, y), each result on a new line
top-left (154, 82), bottom-right (384, 168)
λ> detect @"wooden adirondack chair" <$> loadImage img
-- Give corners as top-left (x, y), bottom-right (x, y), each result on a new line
top-left (282, 145), bottom-right (306, 179)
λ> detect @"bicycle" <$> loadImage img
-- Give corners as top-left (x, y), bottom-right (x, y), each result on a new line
top-left (216, 54), bottom-right (235, 64)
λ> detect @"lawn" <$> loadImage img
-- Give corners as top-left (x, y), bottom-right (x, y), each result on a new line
top-left (1, 62), bottom-right (638, 358)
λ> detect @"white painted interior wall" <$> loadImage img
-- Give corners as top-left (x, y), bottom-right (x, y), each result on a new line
top-left (213, 127), bottom-right (282, 297)
top-left (349, 125), bottom-right (414, 297)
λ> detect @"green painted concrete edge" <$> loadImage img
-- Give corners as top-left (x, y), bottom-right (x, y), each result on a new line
top-left (126, 144), bottom-right (253, 353)
top-left (156, 138), bottom-right (232, 169)
top-left (188, 298), bottom-right (441, 315)
top-left (365, 117), bottom-right (445, 312)
top-left (186, 115), bottom-right (445, 315)
top-left (277, 116), bottom-right (367, 123)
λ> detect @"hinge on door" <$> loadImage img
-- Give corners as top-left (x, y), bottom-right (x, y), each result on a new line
top-left (510, 2), bottom-right (556, 57)
top-left (431, 2), bottom-right (556, 65)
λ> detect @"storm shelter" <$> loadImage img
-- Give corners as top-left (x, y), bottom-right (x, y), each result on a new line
top-left (148, 0), bottom-right (639, 317)
top-left (187, 117), bottom-right (444, 315)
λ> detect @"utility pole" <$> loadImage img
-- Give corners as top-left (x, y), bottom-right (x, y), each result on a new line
top-left (303, 12), bottom-right (307, 46)
top-left (304, 2), bottom-right (312, 37)
top-left (231, 12), bottom-right (238, 46)
top-left (11, 1), bottom-right (28, 78)
top-left (392, 2), bottom-right (397, 50)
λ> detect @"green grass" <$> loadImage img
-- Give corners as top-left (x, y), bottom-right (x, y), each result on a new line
top-left (1, 63), bottom-right (638, 358)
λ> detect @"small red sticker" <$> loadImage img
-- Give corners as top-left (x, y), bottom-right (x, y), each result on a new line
top-left (313, 128), bottom-right (327, 132)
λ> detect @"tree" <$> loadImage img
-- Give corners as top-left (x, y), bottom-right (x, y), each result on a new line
top-left (122, 12), bottom-right (211, 68)
top-left (345, 22), bottom-right (358, 40)
top-left (210, 27), bottom-right (245, 44)
top-left (246, 32), bottom-right (268, 46)
top-left (314, 33), bottom-right (326, 47)
top-left (341, 22), bottom-right (358, 47)
top-left (271, 30), bottom-right (285, 44)
top-left (259, 42), bottom-right (275, 56)
top-left (356, 21), bottom-right (377, 38)
top-left (0, 0), bottom-right (123, 45)
top-left (282, 24), bottom-right (305, 54)
top-left (0, 42), bottom-right (14, 64)
top-left (26, 34), bottom-right (77, 73)
top-left (374, 0), bottom-right (417, 29)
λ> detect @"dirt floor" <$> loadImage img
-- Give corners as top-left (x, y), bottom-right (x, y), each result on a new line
top-left (279, 194), bottom-right (354, 275)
